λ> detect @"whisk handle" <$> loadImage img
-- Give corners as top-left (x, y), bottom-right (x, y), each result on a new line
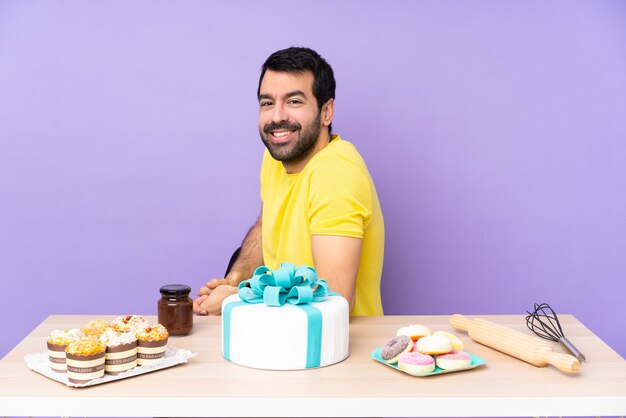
top-left (559, 337), bottom-right (586, 363)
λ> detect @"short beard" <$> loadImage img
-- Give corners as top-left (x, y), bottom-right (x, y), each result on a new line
top-left (259, 111), bottom-right (322, 164)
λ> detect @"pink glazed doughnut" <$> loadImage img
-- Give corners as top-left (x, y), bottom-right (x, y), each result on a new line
top-left (398, 352), bottom-right (435, 374)
top-left (435, 350), bottom-right (472, 370)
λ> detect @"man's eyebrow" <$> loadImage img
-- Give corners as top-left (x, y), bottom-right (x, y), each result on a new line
top-left (285, 90), bottom-right (306, 98)
top-left (258, 90), bottom-right (307, 101)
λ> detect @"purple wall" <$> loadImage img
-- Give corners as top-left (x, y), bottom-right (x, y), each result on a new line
top-left (1, 1), bottom-right (625, 360)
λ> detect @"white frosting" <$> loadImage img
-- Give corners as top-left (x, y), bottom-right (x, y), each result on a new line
top-left (416, 335), bottom-right (453, 354)
top-left (111, 315), bottom-right (148, 332)
top-left (99, 329), bottom-right (137, 347)
top-left (222, 294), bottom-right (349, 370)
top-left (47, 328), bottom-right (83, 343)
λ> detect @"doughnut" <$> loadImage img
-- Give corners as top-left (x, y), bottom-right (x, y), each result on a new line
top-left (416, 335), bottom-right (452, 355)
top-left (396, 324), bottom-right (431, 341)
top-left (398, 352), bottom-right (435, 374)
top-left (435, 349), bottom-right (471, 370)
top-left (381, 335), bottom-right (413, 364)
top-left (432, 330), bottom-right (464, 350)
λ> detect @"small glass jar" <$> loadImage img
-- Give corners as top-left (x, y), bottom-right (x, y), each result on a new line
top-left (158, 284), bottom-right (193, 336)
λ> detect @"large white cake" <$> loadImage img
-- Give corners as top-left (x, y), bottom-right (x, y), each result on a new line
top-left (221, 293), bottom-right (349, 370)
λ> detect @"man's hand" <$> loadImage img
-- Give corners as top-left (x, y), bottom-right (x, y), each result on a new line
top-left (193, 284), bottom-right (238, 315)
top-left (196, 277), bottom-right (237, 297)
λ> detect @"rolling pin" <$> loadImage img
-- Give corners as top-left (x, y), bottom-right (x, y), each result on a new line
top-left (450, 314), bottom-right (580, 374)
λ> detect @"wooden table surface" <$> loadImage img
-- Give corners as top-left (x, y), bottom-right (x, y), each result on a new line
top-left (0, 314), bottom-right (625, 417)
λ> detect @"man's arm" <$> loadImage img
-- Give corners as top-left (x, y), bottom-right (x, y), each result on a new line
top-left (193, 210), bottom-right (263, 315)
top-left (311, 234), bottom-right (362, 312)
top-left (224, 211), bottom-right (264, 286)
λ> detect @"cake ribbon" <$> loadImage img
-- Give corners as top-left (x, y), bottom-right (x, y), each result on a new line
top-left (237, 262), bottom-right (331, 306)
top-left (224, 263), bottom-right (339, 368)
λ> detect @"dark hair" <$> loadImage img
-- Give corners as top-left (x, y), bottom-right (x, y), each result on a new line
top-left (258, 47), bottom-right (336, 131)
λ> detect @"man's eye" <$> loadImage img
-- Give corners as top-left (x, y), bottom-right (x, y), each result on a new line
top-left (288, 99), bottom-right (302, 105)
top-left (260, 101), bottom-right (273, 107)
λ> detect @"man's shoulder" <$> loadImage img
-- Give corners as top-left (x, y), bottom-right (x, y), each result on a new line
top-left (327, 135), bottom-right (360, 156)
top-left (307, 136), bottom-right (372, 196)
top-left (311, 135), bottom-right (367, 170)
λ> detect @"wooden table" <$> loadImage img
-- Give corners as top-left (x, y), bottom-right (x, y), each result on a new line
top-left (0, 314), bottom-right (625, 417)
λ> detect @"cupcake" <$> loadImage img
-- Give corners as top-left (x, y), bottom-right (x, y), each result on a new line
top-left (82, 320), bottom-right (111, 339)
top-left (111, 315), bottom-right (149, 333)
top-left (135, 324), bottom-right (169, 366)
top-left (99, 329), bottom-right (138, 375)
top-left (46, 329), bottom-right (84, 373)
top-left (65, 338), bottom-right (106, 384)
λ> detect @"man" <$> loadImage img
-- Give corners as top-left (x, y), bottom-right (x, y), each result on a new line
top-left (193, 47), bottom-right (384, 316)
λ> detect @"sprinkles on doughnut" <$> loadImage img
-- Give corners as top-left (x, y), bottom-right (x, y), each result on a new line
top-left (381, 335), bottom-right (413, 364)
top-left (398, 352), bottom-right (435, 374)
top-left (435, 349), bottom-right (472, 370)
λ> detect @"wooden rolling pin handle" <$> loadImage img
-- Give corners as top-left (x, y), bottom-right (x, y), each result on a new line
top-left (544, 350), bottom-right (581, 374)
top-left (449, 314), bottom-right (471, 331)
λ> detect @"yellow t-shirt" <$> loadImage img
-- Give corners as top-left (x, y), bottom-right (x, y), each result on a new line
top-left (260, 134), bottom-right (384, 316)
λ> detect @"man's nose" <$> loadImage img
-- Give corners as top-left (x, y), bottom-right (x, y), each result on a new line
top-left (271, 103), bottom-right (288, 123)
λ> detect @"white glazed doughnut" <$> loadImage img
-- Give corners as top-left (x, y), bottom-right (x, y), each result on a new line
top-left (435, 349), bottom-right (471, 370)
top-left (432, 330), bottom-right (464, 350)
top-left (398, 352), bottom-right (435, 374)
top-left (396, 324), bottom-right (431, 341)
top-left (416, 335), bottom-right (452, 355)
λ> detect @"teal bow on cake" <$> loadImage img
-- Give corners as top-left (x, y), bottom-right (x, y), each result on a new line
top-left (237, 262), bottom-right (330, 306)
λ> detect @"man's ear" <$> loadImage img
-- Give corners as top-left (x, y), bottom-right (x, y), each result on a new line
top-left (321, 98), bottom-right (334, 127)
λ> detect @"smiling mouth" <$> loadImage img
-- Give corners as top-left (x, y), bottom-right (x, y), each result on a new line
top-left (269, 129), bottom-right (297, 143)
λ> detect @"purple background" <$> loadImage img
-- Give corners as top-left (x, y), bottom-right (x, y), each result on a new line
top-left (1, 1), bottom-right (625, 360)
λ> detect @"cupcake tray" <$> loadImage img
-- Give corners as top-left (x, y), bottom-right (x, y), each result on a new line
top-left (371, 347), bottom-right (486, 377)
top-left (24, 346), bottom-right (197, 387)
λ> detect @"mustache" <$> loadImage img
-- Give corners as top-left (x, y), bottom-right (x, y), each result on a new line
top-left (263, 121), bottom-right (301, 133)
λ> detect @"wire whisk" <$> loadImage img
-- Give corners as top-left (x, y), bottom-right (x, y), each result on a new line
top-left (525, 302), bottom-right (586, 363)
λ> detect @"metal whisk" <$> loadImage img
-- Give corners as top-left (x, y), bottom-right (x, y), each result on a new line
top-left (525, 302), bottom-right (586, 363)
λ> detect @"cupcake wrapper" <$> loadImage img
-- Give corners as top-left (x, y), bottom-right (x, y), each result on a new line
top-left (47, 342), bottom-right (67, 373)
top-left (66, 352), bottom-right (105, 384)
top-left (137, 338), bottom-right (168, 365)
top-left (106, 340), bottom-right (137, 352)
top-left (105, 342), bottom-right (138, 374)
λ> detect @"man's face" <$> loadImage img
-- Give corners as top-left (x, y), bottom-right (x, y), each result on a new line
top-left (258, 70), bottom-right (322, 165)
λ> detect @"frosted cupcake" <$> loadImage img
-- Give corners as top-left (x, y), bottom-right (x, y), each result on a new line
top-left (46, 329), bottom-right (84, 373)
top-left (99, 329), bottom-right (138, 375)
top-left (111, 315), bottom-right (149, 333)
top-left (65, 338), bottom-right (106, 384)
top-left (82, 320), bottom-right (111, 339)
top-left (135, 324), bottom-right (169, 366)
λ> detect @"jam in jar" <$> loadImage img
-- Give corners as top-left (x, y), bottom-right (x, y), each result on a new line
top-left (158, 284), bottom-right (193, 336)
